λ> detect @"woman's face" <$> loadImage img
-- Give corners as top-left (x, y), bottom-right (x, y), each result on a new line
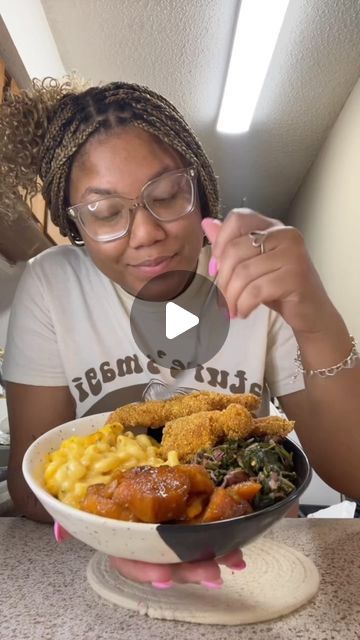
top-left (69, 127), bottom-right (204, 300)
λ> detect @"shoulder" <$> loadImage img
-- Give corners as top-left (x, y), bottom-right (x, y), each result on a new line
top-left (15, 246), bottom-right (105, 304)
top-left (29, 245), bottom-right (91, 271)
top-left (25, 245), bottom-right (100, 284)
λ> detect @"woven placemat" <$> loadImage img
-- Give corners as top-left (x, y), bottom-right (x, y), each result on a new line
top-left (87, 538), bottom-right (319, 625)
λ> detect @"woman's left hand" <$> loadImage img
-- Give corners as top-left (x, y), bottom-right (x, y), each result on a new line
top-left (202, 210), bottom-right (335, 336)
top-left (54, 523), bottom-right (245, 588)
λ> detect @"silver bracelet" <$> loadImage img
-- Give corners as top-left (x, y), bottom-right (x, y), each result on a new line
top-left (292, 335), bottom-right (359, 380)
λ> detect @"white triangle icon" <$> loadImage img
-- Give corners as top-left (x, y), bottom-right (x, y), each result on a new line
top-left (166, 302), bottom-right (199, 340)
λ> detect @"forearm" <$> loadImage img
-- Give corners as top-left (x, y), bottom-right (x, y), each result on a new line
top-left (8, 471), bottom-right (52, 523)
top-left (282, 312), bottom-right (360, 498)
top-left (6, 382), bottom-right (75, 522)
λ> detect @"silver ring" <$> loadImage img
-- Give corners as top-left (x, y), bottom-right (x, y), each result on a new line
top-left (248, 230), bottom-right (268, 255)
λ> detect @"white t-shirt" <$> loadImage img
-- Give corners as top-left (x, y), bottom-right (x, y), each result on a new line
top-left (3, 245), bottom-right (304, 417)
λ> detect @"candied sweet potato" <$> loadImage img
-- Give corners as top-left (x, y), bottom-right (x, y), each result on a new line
top-left (112, 466), bottom-right (190, 523)
top-left (226, 481), bottom-right (262, 503)
top-left (200, 487), bottom-right (252, 523)
top-left (81, 464), bottom-right (216, 523)
top-left (81, 476), bottom-right (133, 520)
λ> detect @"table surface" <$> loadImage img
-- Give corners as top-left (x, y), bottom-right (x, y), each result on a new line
top-left (1, 517), bottom-right (359, 640)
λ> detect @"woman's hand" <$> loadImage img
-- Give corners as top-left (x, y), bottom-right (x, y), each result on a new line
top-left (202, 210), bottom-right (337, 337)
top-left (54, 523), bottom-right (246, 588)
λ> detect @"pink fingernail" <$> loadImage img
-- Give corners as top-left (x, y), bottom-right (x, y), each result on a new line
top-left (230, 559), bottom-right (247, 571)
top-left (200, 578), bottom-right (224, 589)
top-left (201, 217), bottom-right (222, 229)
top-left (54, 521), bottom-right (66, 543)
top-left (151, 580), bottom-right (174, 589)
top-left (208, 257), bottom-right (218, 277)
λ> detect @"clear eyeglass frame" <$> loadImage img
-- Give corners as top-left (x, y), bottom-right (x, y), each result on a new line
top-left (67, 166), bottom-right (198, 243)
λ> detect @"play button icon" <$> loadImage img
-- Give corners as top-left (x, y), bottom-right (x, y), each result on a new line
top-left (130, 270), bottom-right (230, 371)
top-left (166, 302), bottom-right (199, 339)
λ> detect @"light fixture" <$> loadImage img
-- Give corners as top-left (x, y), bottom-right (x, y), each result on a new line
top-left (217, 0), bottom-right (290, 134)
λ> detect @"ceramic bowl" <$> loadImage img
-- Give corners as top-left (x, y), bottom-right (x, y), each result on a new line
top-left (23, 412), bottom-right (311, 563)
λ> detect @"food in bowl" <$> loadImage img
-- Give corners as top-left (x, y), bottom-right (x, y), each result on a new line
top-left (43, 391), bottom-right (297, 524)
top-left (105, 390), bottom-right (260, 428)
top-left (44, 423), bottom-right (179, 508)
top-left (22, 398), bottom-right (311, 563)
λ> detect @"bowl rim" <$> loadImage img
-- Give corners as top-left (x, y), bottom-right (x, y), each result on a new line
top-left (22, 412), bottom-right (312, 530)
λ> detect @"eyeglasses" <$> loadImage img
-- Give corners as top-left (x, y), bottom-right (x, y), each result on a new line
top-left (67, 166), bottom-right (198, 242)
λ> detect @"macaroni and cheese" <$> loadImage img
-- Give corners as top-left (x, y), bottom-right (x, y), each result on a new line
top-left (44, 422), bottom-right (179, 508)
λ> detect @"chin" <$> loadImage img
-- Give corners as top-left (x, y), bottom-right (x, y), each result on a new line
top-left (135, 270), bottom-right (192, 301)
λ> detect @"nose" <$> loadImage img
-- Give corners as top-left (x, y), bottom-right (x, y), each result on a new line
top-left (128, 203), bottom-right (166, 248)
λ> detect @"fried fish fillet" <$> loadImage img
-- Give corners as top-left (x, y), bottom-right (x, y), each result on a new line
top-left (106, 391), bottom-right (260, 429)
top-left (161, 403), bottom-right (253, 461)
top-left (161, 406), bottom-right (295, 461)
top-left (252, 416), bottom-right (295, 437)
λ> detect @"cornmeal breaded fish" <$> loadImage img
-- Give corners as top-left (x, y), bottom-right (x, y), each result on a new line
top-left (161, 406), bottom-right (295, 461)
top-left (106, 391), bottom-right (260, 429)
top-left (252, 416), bottom-right (295, 438)
top-left (161, 404), bottom-right (253, 461)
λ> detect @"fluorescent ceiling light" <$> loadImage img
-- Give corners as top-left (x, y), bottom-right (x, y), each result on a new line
top-left (217, 0), bottom-right (290, 134)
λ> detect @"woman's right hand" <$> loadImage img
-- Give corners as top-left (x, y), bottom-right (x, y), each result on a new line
top-left (54, 523), bottom-right (246, 588)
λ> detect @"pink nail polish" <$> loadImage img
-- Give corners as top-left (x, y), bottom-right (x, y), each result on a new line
top-left (200, 579), bottom-right (224, 589)
top-left (201, 217), bottom-right (222, 229)
top-left (54, 521), bottom-right (64, 543)
top-left (230, 559), bottom-right (247, 571)
top-left (53, 522), bottom-right (71, 543)
top-left (151, 580), bottom-right (173, 589)
top-left (208, 257), bottom-right (218, 277)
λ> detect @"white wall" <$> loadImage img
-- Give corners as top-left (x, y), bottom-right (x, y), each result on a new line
top-left (287, 77), bottom-right (360, 341)
top-left (286, 77), bottom-right (360, 506)
top-left (0, 258), bottom-right (25, 347)
top-left (0, 0), bottom-right (65, 79)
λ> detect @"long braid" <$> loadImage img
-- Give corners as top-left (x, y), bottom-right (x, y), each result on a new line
top-left (0, 76), bottom-right (220, 243)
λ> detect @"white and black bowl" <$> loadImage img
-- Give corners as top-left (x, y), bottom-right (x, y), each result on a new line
top-left (23, 412), bottom-right (311, 563)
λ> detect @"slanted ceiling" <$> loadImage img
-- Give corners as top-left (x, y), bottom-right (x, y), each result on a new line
top-left (37, 0), bottom-right (360, 216)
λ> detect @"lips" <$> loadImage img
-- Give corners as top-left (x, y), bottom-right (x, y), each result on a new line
top-left (133, 255), bottom-right (174, 268)
top-left (128, 254), bottom-right (177, 278)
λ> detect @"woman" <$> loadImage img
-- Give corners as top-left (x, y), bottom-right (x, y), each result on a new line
top-left (1, 77), bottom-right (359, 588)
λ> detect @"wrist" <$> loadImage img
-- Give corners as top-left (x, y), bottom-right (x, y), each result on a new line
top-left (294, 335), bottom-right (358, 379)
top-left (293, 311), bottom-right (351, 371)
top-left (293, 309), bottom-right (356, 372)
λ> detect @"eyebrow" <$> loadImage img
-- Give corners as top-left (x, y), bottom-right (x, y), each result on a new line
top-left (78, 164), bottom-right (181, 202)
top-left (79, 186), bottom-right (114, 200)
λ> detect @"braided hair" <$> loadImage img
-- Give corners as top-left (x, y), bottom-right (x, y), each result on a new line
top-left (0, 76), bottom-right (220, 244)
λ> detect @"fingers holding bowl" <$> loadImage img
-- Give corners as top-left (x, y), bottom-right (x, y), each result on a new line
top-left (53, 521), bottom-right (72, 543)
top-left (109, 548), bottom-right (246, 589)
top-left (110, 556), bottom-right (174, 586)
top-left (110, 556), bottom-right (222, 587)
